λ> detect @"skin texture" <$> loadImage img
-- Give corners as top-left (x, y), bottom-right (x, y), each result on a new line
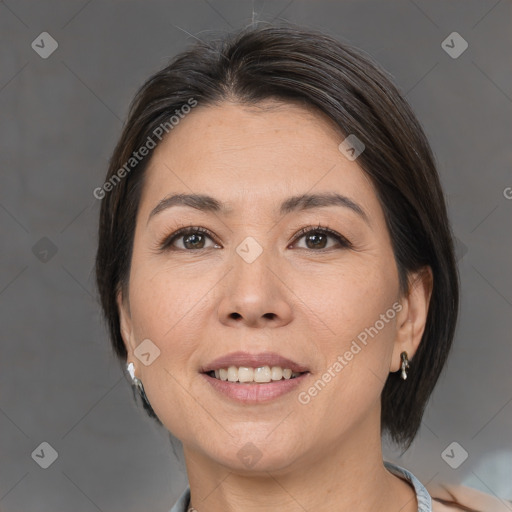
top-left (118, 101), bottom-right (433, 512)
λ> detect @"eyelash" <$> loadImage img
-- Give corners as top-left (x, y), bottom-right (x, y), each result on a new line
top-left (292, 224), bottom-right (352, 250)
top-left (157, 223), bottom-right (352, 252)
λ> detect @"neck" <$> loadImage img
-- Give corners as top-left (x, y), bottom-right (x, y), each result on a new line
top-left (181, 408), bottom-right (418, 512)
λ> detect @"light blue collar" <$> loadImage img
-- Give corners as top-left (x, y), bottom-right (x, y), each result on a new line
top-left (384, 461), bottom-right (433, 512)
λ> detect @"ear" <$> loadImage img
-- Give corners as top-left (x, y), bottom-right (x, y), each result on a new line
top-left (117, 288), bottom-right (136, 360)
top-left (390, 266), bottom-right (433, 372)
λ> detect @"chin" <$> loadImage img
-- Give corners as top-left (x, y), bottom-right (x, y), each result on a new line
top-left (203, 438), bottom-right (303, 474)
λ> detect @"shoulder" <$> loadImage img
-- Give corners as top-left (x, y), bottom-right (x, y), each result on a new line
top-left (385, 461), bottom-right (510, 512)
top-left (427, 481), bottom-right (512, 512)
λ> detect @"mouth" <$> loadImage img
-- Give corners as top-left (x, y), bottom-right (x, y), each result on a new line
top-left (200, 351), bottom-right (310, 403)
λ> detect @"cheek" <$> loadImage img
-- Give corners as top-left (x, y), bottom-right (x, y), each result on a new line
top-left (126, 265), bottom-right (215, 438)
top-left (296, 259), bottom-right (400, 402)
top-left (128, 258), bottom-right (215, 344)
top-left (295, 256), bottom-right (399, 342)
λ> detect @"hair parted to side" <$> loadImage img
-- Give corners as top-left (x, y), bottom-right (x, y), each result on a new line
top-left (95, 23), bottom-right (459, 450)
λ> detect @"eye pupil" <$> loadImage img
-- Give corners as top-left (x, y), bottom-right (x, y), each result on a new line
top-left (306, 232), bottom-right (327, 249)
top-left (184, 233), bottom-right (205, 249)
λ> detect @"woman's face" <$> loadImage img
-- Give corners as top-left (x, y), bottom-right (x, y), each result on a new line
top-left (118, 101), bottom-right (418, 473)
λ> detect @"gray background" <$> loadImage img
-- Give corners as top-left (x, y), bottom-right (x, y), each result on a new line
top-left (1, 0), bottom-right (511, 511)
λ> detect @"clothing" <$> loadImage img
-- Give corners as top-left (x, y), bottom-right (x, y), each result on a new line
top-left (168, 460), bottom-right (508, 511)
top-left (169, 461), bottom-right (432, 512)
top-left (427, 480), bottom-right (512, 512)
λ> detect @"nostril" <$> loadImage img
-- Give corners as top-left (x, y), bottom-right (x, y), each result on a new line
top-left (226, 312), bottom-right (278, 322)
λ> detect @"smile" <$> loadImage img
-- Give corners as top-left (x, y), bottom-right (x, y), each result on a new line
top-left (206, 365), bottom-right (303, 383)
top-left (201, 369), bottom-right (310, 404)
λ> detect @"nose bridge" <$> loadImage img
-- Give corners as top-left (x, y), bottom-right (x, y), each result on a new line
top-left (216, 236), bottom-right (293, 327)
top-left (231, 237), bottom-right (276, 301)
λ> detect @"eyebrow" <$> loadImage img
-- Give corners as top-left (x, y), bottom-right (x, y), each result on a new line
top-left (147, 192), bottom-right (370, 226)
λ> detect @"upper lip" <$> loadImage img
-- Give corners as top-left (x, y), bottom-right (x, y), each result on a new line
top-left (201, 351), bottom-right (309, 373)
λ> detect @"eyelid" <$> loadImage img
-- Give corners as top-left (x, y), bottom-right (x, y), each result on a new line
top-left (290, 223), bottom-right (353, 250)
top-left (157, 226), bottom-right (221, 251)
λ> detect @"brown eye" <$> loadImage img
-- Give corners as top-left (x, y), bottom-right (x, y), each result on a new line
top-left (303, 231), bottom-right (328, 249)
top-left (159, 227), bottom-right (220, 251)
top-left (182, 232), bottom-right (207, 249)
top-left (292, 226), bottom-right (352, 251)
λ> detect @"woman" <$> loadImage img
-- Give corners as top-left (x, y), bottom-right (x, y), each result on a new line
top-left (95, 25), bottom-right (501, 512)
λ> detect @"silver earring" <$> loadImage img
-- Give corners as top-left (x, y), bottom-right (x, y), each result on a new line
top-left (126, 362), bottom-right (148, 399)
top-left (400, 351), bottom-right (410, 380)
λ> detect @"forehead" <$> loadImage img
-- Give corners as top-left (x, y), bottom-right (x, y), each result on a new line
top-left (138, 101), bottom-right (380, 222)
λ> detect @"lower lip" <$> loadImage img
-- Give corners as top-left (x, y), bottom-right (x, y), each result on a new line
top-left (201, 373), bottom-right (309, 404)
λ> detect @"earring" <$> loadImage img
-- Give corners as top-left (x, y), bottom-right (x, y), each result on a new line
top-left (400, 351), bottom-right (410, 380)
top-left (126, 362), bottom-right (148, 399)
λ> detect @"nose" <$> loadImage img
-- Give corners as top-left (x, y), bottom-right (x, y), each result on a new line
top-left (217, 246), bottom-right (294, 329)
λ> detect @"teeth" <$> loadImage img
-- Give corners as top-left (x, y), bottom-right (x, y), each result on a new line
top-left (271, 366), bottom-right (283, 380)
top-left (227, 366), bottom-right (238, 382)
top-left (238, 367), bottom-right (254, 382)
top-left (254, 366), bottom-right (272, 383)
top-left (209, 365), bottom-right (302, 383)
